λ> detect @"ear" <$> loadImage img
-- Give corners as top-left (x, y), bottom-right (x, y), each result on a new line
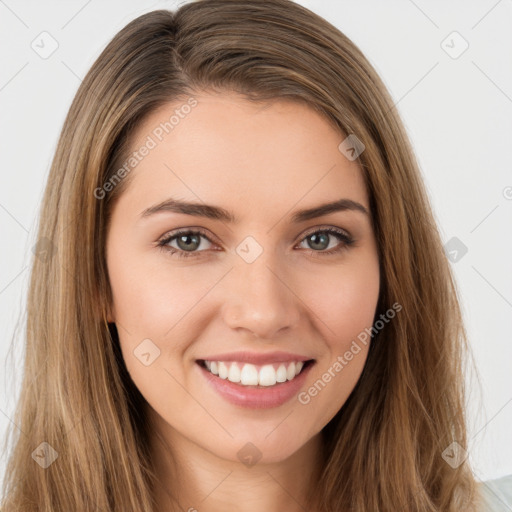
top-left (106, 301), bottom-right (115, 323)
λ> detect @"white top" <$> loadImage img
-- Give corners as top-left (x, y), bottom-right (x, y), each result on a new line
top-left (477, 474), bottom-right (512, 511)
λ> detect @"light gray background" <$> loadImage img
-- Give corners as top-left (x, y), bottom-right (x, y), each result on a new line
top-left (1, 0), bottom-right (511, 487)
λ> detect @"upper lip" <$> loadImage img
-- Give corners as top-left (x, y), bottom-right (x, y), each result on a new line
top-left (197, 351), bottom-right (314, 365)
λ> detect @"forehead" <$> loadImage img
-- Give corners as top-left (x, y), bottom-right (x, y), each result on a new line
top-left (117, 92), bottom-right (369, 221)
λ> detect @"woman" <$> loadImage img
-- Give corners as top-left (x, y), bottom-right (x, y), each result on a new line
top-left (1, 0), bottom-right (510, 510)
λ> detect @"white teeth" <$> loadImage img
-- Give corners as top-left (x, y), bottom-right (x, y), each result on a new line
top-left (276, 364), bottom-right (287, 383)
top-left (240, 364), bottom-right (259, 385)
top-left (218, 362), bottom-right (228, 379)
top-left (202, 360), bottom-right (308, 387)
top-left (228, 363), bottom-right (241, 383)
top-left (259, 365), bottom-right (277, 386)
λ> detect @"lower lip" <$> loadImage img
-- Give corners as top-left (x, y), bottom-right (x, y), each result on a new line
top-left (197, 361), bottom-right (314, 409)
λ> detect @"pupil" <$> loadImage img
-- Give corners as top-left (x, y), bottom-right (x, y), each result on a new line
top-left (309, 233), bottom-right (328, 250)
top-left (178, 234), bottom-right (199, 251)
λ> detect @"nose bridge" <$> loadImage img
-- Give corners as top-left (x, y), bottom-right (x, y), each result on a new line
top-left (222, 237), bottom-right (300, 338)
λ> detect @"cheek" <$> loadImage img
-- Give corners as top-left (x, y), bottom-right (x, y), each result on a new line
top-left (106, 245), bottom-right (203, 383)
top-left (296, 255), bottom-right (379, 428)
top-left (107, 243), bottom-right (209, 339)
top-left (306, 254), bottom-right (380, 349)
top-left (107, 257), bottom-right (202, 416)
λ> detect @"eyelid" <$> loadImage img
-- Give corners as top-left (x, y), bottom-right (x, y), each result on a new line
top-left (157, 224), bottom-right (352, 242)
top-left (299, 224), bottom-right (352, 240)
top-left (157, 226), bottom-right (218, 246)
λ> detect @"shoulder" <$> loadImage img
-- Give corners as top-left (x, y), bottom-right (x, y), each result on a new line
top-left (476, 474), bottom-right (512, 511)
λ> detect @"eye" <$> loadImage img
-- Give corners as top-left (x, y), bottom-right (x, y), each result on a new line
top-left (157, 229), bottom-right (215, 259)
top-left (296, 227), bottom-right (355, 257)
top-left (157, 226), bottom-right (355, 259)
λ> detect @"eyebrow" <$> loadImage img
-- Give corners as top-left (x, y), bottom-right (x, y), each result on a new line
top-left (140, 197), bottom-right (369, 223)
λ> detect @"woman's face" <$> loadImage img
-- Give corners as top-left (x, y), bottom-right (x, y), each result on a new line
top-left (105, 91), bottom-right (380, 464)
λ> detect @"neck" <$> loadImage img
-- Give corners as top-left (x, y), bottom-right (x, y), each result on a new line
top-left (148, 411), bottom-right (324, 512)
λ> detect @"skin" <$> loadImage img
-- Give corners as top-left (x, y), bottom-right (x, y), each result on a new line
top-left (105, 91), bottom-right (380, 512)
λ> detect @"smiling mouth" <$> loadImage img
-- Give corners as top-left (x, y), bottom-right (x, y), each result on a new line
top-left (197, 359), bottom-right (315, 387)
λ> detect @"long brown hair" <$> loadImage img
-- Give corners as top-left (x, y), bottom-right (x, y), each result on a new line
top-left (1, 1), bottom-right (482, 510)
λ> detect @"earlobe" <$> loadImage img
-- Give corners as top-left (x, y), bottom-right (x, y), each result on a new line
top-left (106, 303), bottom-right (115, 323)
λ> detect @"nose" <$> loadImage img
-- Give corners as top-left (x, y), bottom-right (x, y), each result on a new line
top-left (221, 251), bottom-right (302, 340)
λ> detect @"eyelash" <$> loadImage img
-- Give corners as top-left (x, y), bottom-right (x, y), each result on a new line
top-left (156, 226), bottom-right (355, 260)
